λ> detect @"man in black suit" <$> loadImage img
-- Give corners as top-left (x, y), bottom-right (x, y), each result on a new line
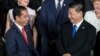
top-left (5, 6), bottom-right (39, 56)
top-left (57, 2), bottom-right (96, 56)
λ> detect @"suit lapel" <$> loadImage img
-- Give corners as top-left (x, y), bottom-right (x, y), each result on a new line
top-left (24, 26), bottom-right (33, 48)
top-left (49, 0), bottom-right (57, 17)
top-left (13, 24), bottom-right (29, 47)
top-left (72, 20), bottom-right (86, 42)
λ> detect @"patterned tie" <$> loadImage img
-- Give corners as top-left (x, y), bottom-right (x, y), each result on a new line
top-left (72, 25), bottom-right (77, 38)
top-left (21, 27), bottom-right (28, 45)
top-left (57, 0), bottom-right (61, 15)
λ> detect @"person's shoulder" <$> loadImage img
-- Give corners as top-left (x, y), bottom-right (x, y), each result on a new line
top-left (27, 7), bottom-right (35, 12)
top-left (5, 25), bottom-right (16, 37)
top-left (5, 25), bottom-right (17, 40)
top-left (42, 0), bottom-right (52, 6)
top-left (27, 7), bottom-right (36, 16)
top-left (85, 10), bottom-right (95, 15)
top-left (8, 9), bottom-right (13, 13)
top-left (84, 20), bottom-right (96, 31)
top-left (84, 10), bottom-right (95, 20)
top-left (7, 25), bottom-right (15, 32)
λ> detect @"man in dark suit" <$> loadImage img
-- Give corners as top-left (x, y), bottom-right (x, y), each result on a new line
top-left (38, 0), bottom-right (73, 56)
top-left (57, 2), bottom-right (96, 56)
top-left (5, 6), bottom-right (39, 56)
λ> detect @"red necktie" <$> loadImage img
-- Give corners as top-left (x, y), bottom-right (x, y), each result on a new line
top-left (21, 27), bottom-right (28, 45)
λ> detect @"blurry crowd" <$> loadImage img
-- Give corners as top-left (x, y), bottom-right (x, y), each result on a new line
top-left (0, 0), bottom-right (100, 56)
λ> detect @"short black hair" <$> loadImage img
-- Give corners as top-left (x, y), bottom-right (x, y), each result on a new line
top-left (68, 2), bottom-right (83, 12)
top-left (13, 6), bottom-right (27, 20)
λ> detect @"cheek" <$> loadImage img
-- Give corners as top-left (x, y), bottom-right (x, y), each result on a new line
top-left (24, 18), bottom-right (29, 23)
top-left (71, 15), bottom-right (76, 19)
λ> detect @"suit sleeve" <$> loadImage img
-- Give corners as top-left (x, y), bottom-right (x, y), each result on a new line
top-left (56, 25), bottom-right (67, 56)
top-left (5, 31), bottom-right (18, 56)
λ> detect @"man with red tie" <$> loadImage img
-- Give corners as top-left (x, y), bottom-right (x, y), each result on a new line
top-left (5, 6), bottom-right (39, 56)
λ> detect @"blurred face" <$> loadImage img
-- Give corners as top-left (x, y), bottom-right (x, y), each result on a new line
top-left (16, 10), bottom-right (29, 27)
top-left (18, 0), bottom-right (29, 7)
top-left (93, 1), bottom-right (100, 13)
top-left (68, 8), bottom-right (83, 24)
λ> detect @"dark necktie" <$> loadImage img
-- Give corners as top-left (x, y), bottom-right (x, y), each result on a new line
top-left (57, 0), bottom-right (61, 15)
top-left (72, 25), bottom-right (77, 38)
top-left (21, 27), bottom-right (28, 45)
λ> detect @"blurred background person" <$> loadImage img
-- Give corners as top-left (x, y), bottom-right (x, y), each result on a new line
top-left (38, 0), bottom-right (73, 56)
top-left (84, 0), bottom-right (100, 56)
top-left (0, 0), bottom-right (7, 56)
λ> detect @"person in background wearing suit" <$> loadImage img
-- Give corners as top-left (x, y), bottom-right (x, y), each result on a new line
top-left (29, 0), bottom-right (42, 10)
top-left (38, 0), bottom-right (73, 56)
top-left (84, 0), bottom-right (100, 56)
top-left (57, 2), bottom-right (96, 56)
top-left (5, 6), bottom-right (39, 56)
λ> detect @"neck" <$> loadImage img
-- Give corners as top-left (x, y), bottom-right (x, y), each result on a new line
top-left (16, 22), bottom-right (24, 28)
top-left (74, 17), bottom-right (83, 24)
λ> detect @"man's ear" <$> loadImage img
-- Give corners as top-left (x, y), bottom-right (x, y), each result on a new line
top-left (79, 11), bottom-right (83, 16)
top-left (16, 16), bottom-right (20, 21)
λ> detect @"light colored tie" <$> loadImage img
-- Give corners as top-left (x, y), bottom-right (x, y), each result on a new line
top-left (21, 27), bottom-right (28, 45)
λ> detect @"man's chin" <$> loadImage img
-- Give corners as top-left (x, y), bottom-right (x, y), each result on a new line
top-left (24, 23), bottom-right (28, 26)
top-left (70, 20), bottom-right (74, 23)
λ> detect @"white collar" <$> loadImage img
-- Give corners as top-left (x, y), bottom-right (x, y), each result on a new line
top-left (55, 0), bottom-right (64, 8)
top-left (73, 19), bottom-right (84, 31)
top-left (15, 22), bottom-right (23, 31)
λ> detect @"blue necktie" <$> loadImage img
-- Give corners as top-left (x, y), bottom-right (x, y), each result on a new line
top-left (72, 25), bottom-right (77, 37)
top-left (57, 0), bottom-right (61, 15)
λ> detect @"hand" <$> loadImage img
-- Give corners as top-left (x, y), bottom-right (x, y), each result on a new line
top-left (63, 53), bottom-right (71, 56)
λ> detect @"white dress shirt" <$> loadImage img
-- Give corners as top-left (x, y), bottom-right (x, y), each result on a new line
top-left (55, 0), bottom-right (64, 9)
top-left (15, 23), bottom-right (23, 31)
top-left (73, 19), bottom-right (84, 31)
